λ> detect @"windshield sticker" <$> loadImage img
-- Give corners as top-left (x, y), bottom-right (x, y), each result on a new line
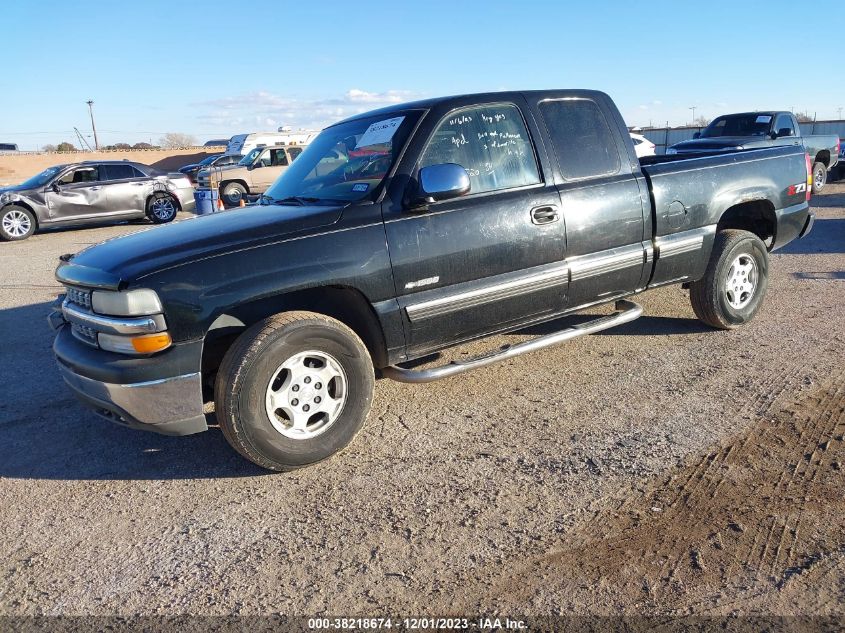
top-left (351, 183), bottom-right (370, 193)
top-left (755, 115), bottom-right (772, 124)
top-left (357, 116), bottom-right (405, 148)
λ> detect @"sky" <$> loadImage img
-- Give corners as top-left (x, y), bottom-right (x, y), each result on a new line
top-left (2, 0), bottom-right (843, 150)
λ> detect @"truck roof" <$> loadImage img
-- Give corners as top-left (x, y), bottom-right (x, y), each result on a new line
top-left (332, 89), bottom-right (611, 127)
top-left (716, 111), bottom-right (787, 117)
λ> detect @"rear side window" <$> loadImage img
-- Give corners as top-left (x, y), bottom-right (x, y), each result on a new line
top-left (102, 164), bottom-right (143, 180)
top-left (419, 103), bottom-right (540, 195)
top-left (540, 99), bottom-right (621, 180)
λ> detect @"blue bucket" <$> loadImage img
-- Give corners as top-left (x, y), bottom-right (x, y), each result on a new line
top-left (194, 189), bottom-right (219, 215)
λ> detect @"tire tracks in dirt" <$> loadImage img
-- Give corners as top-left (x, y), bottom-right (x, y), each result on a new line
top-left (456, 361), bottom-right (845, 615)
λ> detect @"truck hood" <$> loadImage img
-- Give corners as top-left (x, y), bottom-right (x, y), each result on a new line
top-left (670, 136), bottom-right (758, 152)
top-left (65, 203), bottom-right (346, 283)
top-left (199, 164), bottom-right (240, 175)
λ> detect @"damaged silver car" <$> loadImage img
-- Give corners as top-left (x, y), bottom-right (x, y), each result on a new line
top-left (0, 160), bottom-right (196, 241)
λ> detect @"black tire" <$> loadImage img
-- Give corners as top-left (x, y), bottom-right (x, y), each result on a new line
top-left (221, 181), bottom-right (247, 207)
top-left (214, 311), bottom-right (374, 471)
top-left (689, 229), bottom-right (769, 330)
top-left (0, 204), bottom-right (36, 241)
top-left (812, 161), bottom-right (827, 194)
top-left (146, 194), bottom-right (178, 224)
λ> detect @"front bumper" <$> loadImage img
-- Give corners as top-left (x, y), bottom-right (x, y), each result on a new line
top-left (52, 324), bottom-right (207, 436)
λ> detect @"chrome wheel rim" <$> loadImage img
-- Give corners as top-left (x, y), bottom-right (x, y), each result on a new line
top-left (814, 165), bottom-right (825, 186)
top-left (225, 187), bottom-right (243, 202)
top-left (151, 197), bottom-right (176, 220)
top-left (2, 209), bottom-right (31, 237)
top-left (265, 350), bottom-right (348, 440)
top-left (725, 254), bottom-right (757, 309)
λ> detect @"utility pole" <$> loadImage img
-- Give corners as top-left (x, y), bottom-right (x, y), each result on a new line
top-left (86, 100), bottom-right (99, 150)
top-left (838, 107), bottom-right (843, 120)
top-left (689, 106), bottom-right (696, 125)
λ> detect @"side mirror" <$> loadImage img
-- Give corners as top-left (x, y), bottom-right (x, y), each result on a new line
top-left (51, 182), bottom-right (61, 193)
top-left (692, 132), bottom-right (701, 139)
top-left (251, 162), bottom-right (262, 169)
top-left (776, 128), bottom-right (792, 138)
top-left (417, 163), bottom-right (471, 205)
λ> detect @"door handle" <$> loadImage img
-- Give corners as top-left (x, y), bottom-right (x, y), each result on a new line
top-left (531, 205), bottom-right (559, 225)
top-left (89, 186), bottom-right (101, 191)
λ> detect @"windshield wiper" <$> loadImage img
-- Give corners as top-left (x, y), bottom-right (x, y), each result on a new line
top-left (273, 196), bottom-right (322, 206)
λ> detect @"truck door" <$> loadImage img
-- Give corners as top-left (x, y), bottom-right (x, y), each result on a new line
top-left (532, 96), bottom-right (647, 306)
top-left (45, 165), bottom-right (111, 221)
top-left (252, 147), bottom-right (288, 192)
top-left (384, 100), bottom-right (567, 356)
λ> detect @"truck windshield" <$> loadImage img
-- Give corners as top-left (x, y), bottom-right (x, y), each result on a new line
top-left (238, 148), bottom-right (262, 166)
top-left (264, 111), bottom-right (420, 204)
top-left (198, 154), bottom-right (221, 166)
top-left (18, 165), bottom-right (66, 188)
top-left (701, 114), bottom-right (773, 138)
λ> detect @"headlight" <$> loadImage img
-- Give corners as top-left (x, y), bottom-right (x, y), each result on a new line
top-left (0, 191), bottom-right (17, 203)
top-left (91, 289), bottom-right (163, 316)
top-left (666, 148), bottom-right (678, 155)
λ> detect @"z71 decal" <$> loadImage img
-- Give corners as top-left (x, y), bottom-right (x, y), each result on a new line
top-left (787, 182), bottom-right (807, 196)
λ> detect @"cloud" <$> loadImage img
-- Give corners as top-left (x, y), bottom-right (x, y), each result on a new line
top-left (344, 89), bottom-right (414, 104)
top-left (194, 89), bottom-right (421, 133)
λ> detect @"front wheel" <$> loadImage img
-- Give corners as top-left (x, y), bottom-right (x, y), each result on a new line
top-left (812, 162), bottom-right (827, 194)
top-left (0, 205), bottom-right (36, 241)
top-left (689, 229), bottom-right (769, 329)
top-left (214, 311), bottom-right (374, 471)
top-left (147, 194), bottom-right (178, 223)
top-left (221, 181), bottom-right (247, 207)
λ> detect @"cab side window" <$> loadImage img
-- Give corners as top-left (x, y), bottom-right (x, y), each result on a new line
top-left (774, 114), bottom-right (795, 137)
top-left (539, 99), bottom-right (621, 180)
top-left (257, 150), bottom-right (272, 168)
top-left (288, 147), bottom-right (303, 161)
top-left (419, 103), bottom-right (540, 195)
top-left (58, 166), bottom-right (101, 185)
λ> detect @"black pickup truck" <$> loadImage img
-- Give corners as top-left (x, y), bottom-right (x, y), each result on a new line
top-left (49, 90), bottom-right (815, 471)
top-left (667, 111), bottom-right (839, 193)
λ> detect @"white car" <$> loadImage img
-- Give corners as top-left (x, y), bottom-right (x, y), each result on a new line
top-left (630, 133), bottom-right (656, 157)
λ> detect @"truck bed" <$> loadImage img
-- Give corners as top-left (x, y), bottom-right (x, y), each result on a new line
top-left (638, 145), bottom-right (811, 287)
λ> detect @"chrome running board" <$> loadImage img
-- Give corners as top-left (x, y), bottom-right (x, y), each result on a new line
top-left (382, 299), bottom-right (643, 384)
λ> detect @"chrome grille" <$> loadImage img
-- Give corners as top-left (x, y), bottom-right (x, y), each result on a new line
top-left (71, 322), bottom-right (98, 346)
top-left (66, 287), bottom-right (92, 310)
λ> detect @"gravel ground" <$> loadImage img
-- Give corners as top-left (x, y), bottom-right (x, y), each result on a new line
top-left (1, 186), bottom-right (844, 622)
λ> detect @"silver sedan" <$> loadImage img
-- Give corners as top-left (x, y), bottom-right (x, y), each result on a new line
top-left (0, 160), bottom-right (196, 241)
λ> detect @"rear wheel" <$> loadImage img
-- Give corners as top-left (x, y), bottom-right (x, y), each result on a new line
top-left (214, 311), bottom-right (374, 471)
top-left (812, 161), bottom-right (827, 194)
top-left (221, 181), bottom-right (247, 207)
top-left (0, 205), bottom-right (36, 241)
top-left (689, 229), bottom-right (769, 329)
top-left (146, 194), bottom-right (178, 223)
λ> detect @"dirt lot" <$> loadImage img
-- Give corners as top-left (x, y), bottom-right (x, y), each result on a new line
top-left (1, 186), bottom-right (843, 624)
